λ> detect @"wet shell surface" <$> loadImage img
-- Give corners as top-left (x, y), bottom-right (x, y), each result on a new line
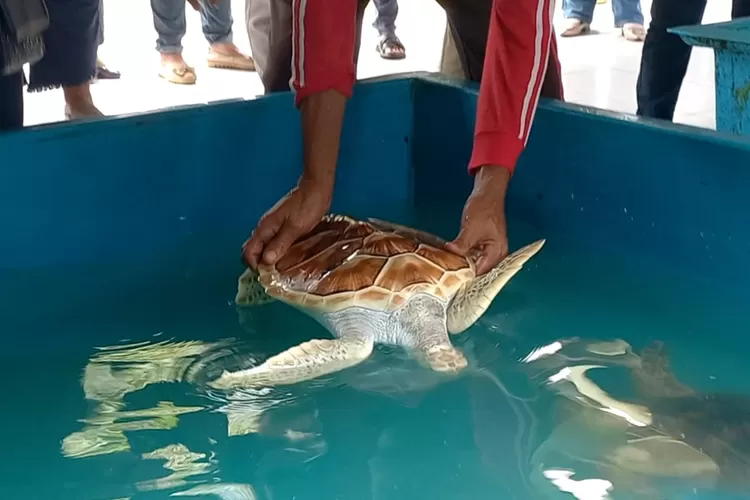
top-left (256, 215), bottom-right (476, 313)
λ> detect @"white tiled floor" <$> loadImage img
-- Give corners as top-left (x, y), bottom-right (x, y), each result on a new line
top-left (22, 0), bottom-right (731, 129)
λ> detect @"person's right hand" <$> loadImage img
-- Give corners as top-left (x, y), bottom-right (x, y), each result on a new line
top-left (243, 178), bottom-right (333, 269)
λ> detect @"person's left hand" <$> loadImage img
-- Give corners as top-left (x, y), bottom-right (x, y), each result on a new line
top-left (446, 166), bottom-right (510, 275)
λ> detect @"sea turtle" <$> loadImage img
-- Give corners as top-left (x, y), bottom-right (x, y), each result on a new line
top-left (210, 214), bottom-right (545, 390)
top-left (535, 340), bottom-right (750, 497)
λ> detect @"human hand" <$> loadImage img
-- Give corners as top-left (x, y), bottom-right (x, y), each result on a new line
top-left (186, 0), bottom-right (219, 11)
top-left (243, 178), bottom-right (334, 269)
top-left (446, 167), bottom-right (510, 276)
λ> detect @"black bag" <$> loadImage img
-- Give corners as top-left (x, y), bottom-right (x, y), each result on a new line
top-left (0, 0), bottom-right (49, 75)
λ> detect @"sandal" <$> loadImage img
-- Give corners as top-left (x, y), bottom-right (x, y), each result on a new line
top-left (207, 50), bottom-right (256, 71)
top-left (560, 18), bottom-right (591, 37)
top-left (376, 35), bottom-right (406, 60)
top-left (159, 62), bottom-right (197, 85)
top-left (95, 58), bottom-right (121, 80)
top-left (621, 23), bottom-right (646, 42)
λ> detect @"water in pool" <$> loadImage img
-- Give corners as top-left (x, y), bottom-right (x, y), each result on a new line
top-left (2, 202), bottom-right (750, 500)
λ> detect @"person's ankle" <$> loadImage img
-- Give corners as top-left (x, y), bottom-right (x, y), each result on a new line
top-left (160, 52), bottom-right (184, 63)
top-left (210, 43), bottom-right (241, 55)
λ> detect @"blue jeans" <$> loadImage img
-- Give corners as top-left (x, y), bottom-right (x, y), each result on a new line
top-left (373, 0), bottom-right (398, 37)
top-left (151, 0), bottom-right (234, 53)
top-left (636, 0), bottom-right (750, 120)
top-left (563, 0), bottom-right (644, 26)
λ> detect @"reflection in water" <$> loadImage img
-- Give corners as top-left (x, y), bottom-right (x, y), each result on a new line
top-left (58, 330), bottom-right (750, 499)
top-left (62, 339), bottom-right (219, 459)
top-left (138, 443), bottom-right (214, 492)
top-left (523, 338), bottom-right (750, 499)
top-left (61, 337), bottom-right (321, 498)
top-left (172, 483), bottom-right (257, 499)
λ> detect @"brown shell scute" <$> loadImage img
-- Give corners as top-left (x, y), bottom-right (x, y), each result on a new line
top-left (374, 254), bottom-right (445, 292)
top-left (361, 233), bottom-right (418, 257)
top-left (278, 238), bottom-right (364, 291)
top-left (262, 214), bottom-right (475, 311)
top-left (416, 245), bottom-right (467, 271)
top-left (312, 256), bottom-right (387, 295)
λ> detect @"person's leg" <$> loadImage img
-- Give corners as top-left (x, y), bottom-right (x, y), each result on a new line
top-left (0, 71), bottom-right (24, 131)
top-left (439, 25), bottom-right (464, 78)
top-left (248, 0), bottom-right (369, 95)
top-left (373, 0), bottom-right (405, 59)
top-left (201, 0), bottom-right (255, 70)
top-left (246, 0), bottom-right (292, 93)
top-left (635, 0), bottom-right (706, 120)
top-left (732, 0), bottom-right (750, 18)
top-left (560, 0), bottom-right (595, 37)
top-left (95, 0), bottom-right (121, 80)
top-left (613, 0), bottom-right (646, 41)
top-left (436, 0), bottom-right (491, 83)
top-left (151, 0), bottom-right (195, 84)
top-left (28, 0), bottom-right (103, 119)
top-left (437, 0), bottom-right (562, 92)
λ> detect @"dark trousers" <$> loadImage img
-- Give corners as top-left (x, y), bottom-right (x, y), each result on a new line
top-left (636, 0), bottom-right (750, 121)
top-left (0, 71), bottom-right (24, 132)
top-left (373, 0), bottom-right (398, 37)
top-left (246, 0), bottom-right (493, 94)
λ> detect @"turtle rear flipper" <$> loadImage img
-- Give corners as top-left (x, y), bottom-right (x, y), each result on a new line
top-left (446, 239), bottom-right (546, 334)
top-left (634, 341), bottom-right (695, 400)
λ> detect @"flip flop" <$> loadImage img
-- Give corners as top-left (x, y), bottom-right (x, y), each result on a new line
top-left (376, 35), bottom-right (406, 60)
top-left (622, 23), bottom-right (646, 41)
top-left (560, 18), bottom-right (591, 37)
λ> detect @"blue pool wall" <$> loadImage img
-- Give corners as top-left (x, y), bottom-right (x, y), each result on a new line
top-left (1, 72), bottom-right (750, 326)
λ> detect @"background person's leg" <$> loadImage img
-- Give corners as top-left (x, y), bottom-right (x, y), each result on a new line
top-left (635, 0), bottom-right (706, 120)
top-left (612, 0), bottom-right (646, 41)
top-left (732, 0), bottom-right (750, 18)
top-left (152, 0), bottom-right (186, 55)
top-left (372, 0), bottom-right (405, 59)
top-left (246, 0), bottom-right (292, 93)
top-left (151, 0), bottom-right (196, 83)
top-left (248, 0), bottom-right (369, 95)
top-left (560, 0), bottom-right (595, 37)
top-left (438, 0), bottom-right (562, 96)
top-left (0, 71), bottom-right (24, 131)
top-left (436, 0), bottom-right (490, 82)
top-left (439, 25), bottom-right (464, 78)
top-left (202, 0), bottom-right (255, 71)
top-left (28, 0), bottom-right (102, 119)
top-left (95, 0), bottom-right (120, 80)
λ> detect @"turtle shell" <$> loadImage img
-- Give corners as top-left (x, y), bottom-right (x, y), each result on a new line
top-left (256, 214), bottom-right (475, 313)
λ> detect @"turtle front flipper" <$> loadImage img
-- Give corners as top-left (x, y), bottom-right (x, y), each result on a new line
top-left (235, 268), bottom-right (274, 306)
top-left (446, 239), bottom-right (546, 334)
top-left (208, 337), bottom-right (374, 390)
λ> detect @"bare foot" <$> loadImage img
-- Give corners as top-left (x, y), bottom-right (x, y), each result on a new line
top-left (65, 103), bottom-right (104, 120)
top-left (63, 84), bottom-right (103, 119)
